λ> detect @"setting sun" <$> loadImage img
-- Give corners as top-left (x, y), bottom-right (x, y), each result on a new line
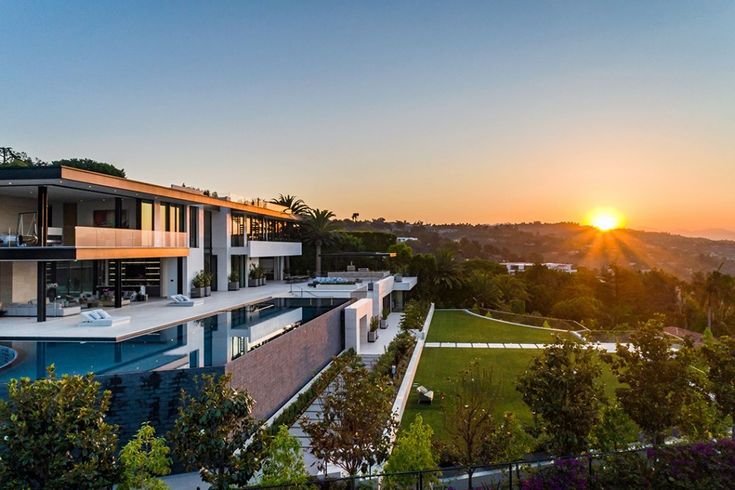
top-left (586, 207), bottom-right (625, 231)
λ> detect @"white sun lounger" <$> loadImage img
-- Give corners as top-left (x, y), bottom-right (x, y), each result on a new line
top-left (168, 294), bottom-right (203, 307)
top-left (80, 309), bottom-right (130, 327)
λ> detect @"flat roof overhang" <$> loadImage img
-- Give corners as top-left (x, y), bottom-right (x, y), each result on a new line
top-left (0, 166), bottom-right (299, 222)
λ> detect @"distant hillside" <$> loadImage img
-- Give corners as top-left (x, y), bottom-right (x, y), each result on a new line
top-left (339, 220), bottom-right (735, 279)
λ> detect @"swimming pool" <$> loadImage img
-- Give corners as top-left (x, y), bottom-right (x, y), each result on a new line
top-left (0, 296), bottom-right (348, 384)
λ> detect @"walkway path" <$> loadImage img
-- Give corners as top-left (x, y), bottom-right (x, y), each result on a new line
top-left (425, 342), bottom-right (550, 349)
top-left (289, 312), bottom-right (405, 477)
top-left (425, 341), bottom-right (624, 353)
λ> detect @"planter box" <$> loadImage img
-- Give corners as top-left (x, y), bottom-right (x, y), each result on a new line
top-left (228, 282), bottom-right (240, 291)
top-left (368, 330), bottom-right (379, 342)
top-left (380, 319), bottom-right (388, 329)
top-left (205, 286), bottom-right (212, 297)
top-left (191, 288), bottom-right (205, 298)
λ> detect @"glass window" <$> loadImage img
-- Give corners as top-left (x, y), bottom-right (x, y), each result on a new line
top-left (140, 201), bottom-right (153, 231)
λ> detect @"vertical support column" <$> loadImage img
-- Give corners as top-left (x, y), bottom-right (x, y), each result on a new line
top-left (37, 185), bottom-right (48, 246)
top-left (37, 261), bottom-right (47, 322)
top-left (177, 257), bottom-right (184, 294)
top-left (114, 197), bottom-right (124, 308)
top-left (114, 259), bottom-right (122, 308)
top-left (36, 186), bottom-right (49, 323)
top-left (114, 343), bottom-right (122, 363)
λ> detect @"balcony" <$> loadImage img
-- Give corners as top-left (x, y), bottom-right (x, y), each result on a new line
top-left (74, 227), bottom-right (188, 248)
top-left (0, 226), bottom-right (189, 260)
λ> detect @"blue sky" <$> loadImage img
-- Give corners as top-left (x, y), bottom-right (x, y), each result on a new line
top-left (2, 1), bottom-right (734, 229)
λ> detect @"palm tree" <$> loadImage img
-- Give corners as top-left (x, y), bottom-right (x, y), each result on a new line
top-left (301, 209), bottom-right (338, 276)
top-left (270, 194), bottom-right (309, 216)
top-left (432, 249), bottom-right (463, 290)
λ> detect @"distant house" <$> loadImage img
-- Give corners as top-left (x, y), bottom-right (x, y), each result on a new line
top-left (663, 326), bottom-right (704, 346)
top-left (396, 236), bottom-right (418, 243)
top-left (501, 262), bottom-right (577, 274)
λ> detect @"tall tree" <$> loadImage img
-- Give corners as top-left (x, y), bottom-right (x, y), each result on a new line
top-left (169, 374), bottom-right (264, 489)
top-left (0, 367), bottom-right (119, 489)
top-left (260, 425), bottom-right (310, 487)
top-left (608, 316), bottom-right (694, 444)
top-left (118, 423), bottom-right (171, 490)
top-left (701, 335), bottom-right (735, 439)
top-left (300, 358), bottom-right (397, 476)
top-left (382, 415), bottom-right (439, 490)
top-left (517, 339), bottom-right (605, 455)
top-left (442, 360), bottom-right (500, 488)
top-left (432, 248), bottom-right (463, 290)
top-left (300, 208), bottom-right (338, 276)
top-left (270, 194), bottom-right (309, 216)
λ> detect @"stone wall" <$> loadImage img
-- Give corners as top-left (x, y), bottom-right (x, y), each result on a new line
top-left (226, 299), bottom-right (350, 419)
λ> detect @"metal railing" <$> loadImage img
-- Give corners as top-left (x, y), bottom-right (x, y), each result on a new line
top-left (244, 440), bottom-right (735, 490)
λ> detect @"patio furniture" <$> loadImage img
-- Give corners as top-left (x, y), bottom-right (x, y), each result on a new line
top-left (5, 300), bottom-right (81, 317)
top-left (168, 294), bottom-right (203, 307)
top-left (417, 385), bottom-right (434, 404)
top-left (80, 309), bottom-right (130, 327)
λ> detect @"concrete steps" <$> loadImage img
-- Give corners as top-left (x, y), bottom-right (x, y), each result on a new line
top-left (360, 354), bottom-right (382, 371)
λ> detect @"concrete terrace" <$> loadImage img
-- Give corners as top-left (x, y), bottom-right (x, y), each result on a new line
top-left (0, 280), bottom-right (309, 342)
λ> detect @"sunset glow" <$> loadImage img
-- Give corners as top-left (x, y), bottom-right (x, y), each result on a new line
top-left (587, 207), bottom-right (625, 232)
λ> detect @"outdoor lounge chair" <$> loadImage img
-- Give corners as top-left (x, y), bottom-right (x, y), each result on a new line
top-left (168, 294), bottom-right (203, 307)
top-left (416, 385), bottom-right (434, 404)
top-left (80, 309), bottom-right (130, 327)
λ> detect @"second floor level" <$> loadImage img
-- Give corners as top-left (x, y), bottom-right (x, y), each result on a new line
top-left (0, 166), bottom-right (301, 260)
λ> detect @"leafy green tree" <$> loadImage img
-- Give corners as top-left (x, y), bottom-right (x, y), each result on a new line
top-left (550, 296), bottom-right (601, 323)
top-left (691, 269), bottom-right (735, 333)
top-left (300, 208), bottom-right (338, 276)
top-left (270, 194), bottom-right (309, 215)
top-left (701, 335), bottom-right (735, 439)
top-left (383, 415), bottom-right (439, 490)
top-left (260, 425), bottom-right (310, 487)
top-left (169, 374), bottom-right (264, 489)
top-left (51, 158), bottom-right (126, 177)
top-left (118, 423), bottom-right (171, 490)
top-left (0, 367), bottom-right (119, 489)
top-left (609, 316), bottom-right (694, 444)
top-left (482, 412), bottom-right (533, 463)
top-left (589, 402), bottom-right (639, 452)
top-left (442, 360), bottom-right (510, 488)
top-left (388, 242), bottom-right (413, 275)
top-left (517, 338), bottom-right (605, 455)
top-left (301, 358), bottom-right (397, 476)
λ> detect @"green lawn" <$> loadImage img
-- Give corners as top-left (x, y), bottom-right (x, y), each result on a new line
top-left (426, 310), bottom-right (575, 344)
top-left (403, 348), bottom-right (620, 441)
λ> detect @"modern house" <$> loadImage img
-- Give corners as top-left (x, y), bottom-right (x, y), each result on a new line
top-left (0, 165), bottom-right (301, 321)
top-left (0, 165), bottom-right (417, 443)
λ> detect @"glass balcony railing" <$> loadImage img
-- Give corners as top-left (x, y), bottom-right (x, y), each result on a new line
top-left (74, 227), bottom-right (188, 248)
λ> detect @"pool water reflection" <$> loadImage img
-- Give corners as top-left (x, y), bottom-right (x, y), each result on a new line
top-left (0, 297), bottom-right (347, 384)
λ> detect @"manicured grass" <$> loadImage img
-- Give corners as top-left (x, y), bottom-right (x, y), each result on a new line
top-left (426, 310), bottom-right (574, 344)
top-left (402, 347), bottom-right (620, 442)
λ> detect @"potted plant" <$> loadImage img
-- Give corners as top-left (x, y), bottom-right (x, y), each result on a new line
top-left (249, 264), bottom-right (265, 287)
top-left (191, 270), bottom-right (210, 298)
top-left (368, 316), bottom-right (380, 342)
top-left (380, 307), bottom-right (390, 329)
top-left (228, 271), bottom-right (240, 291)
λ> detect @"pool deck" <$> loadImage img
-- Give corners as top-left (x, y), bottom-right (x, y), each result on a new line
top-left (0, 281), bottom-right (309, 342)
